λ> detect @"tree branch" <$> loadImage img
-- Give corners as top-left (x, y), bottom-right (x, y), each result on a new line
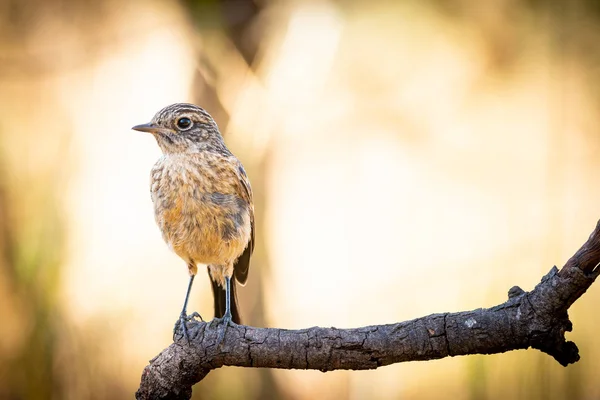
top-left (136, 221), bottom-right (600, 400)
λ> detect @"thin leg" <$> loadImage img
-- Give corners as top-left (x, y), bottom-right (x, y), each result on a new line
top-left (223, 275), bottom-right (232, 320)
top-left (174, 274), bottom-right (202, 344)
top-left (218, 276), bottom-right (234, 344)
top-left (209, 276), bottom-right (235, 347)
top-left (182, 274), bottom-right (195, 316)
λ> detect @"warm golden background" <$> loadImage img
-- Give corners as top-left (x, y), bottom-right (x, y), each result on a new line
top-left (1, 0), bottom-right (600, 399)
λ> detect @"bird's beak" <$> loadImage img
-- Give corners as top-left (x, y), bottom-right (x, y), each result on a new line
top-left (132, 122), bottom-right (158, 133)
top-left (132, 123), bottom-right (172, 135)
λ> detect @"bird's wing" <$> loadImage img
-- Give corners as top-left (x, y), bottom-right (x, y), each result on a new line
top-left (233, 161), bottom-right (254, 285)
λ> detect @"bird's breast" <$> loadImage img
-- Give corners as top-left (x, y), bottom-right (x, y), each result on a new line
top-left (150, 155), bottom-right (251, 265)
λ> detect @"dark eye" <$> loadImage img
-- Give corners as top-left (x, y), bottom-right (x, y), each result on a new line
top-left (176, 117), bottom-right (192, 130)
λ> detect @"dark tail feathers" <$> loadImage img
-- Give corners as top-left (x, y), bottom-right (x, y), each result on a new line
top-left (210, 275), bottom-right (241, 324)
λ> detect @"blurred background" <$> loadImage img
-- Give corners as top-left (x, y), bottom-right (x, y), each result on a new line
top-left (1, 0), bottom-right (600, 399)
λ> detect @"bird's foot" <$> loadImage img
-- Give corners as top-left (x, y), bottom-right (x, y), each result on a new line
top-left (173, 311), bottom-right (203, 344)
top-left (207, 312), bottom-right (235, 348)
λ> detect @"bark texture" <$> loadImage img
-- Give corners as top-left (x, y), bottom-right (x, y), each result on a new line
top-left (137, 221), bottom-right (600, 400)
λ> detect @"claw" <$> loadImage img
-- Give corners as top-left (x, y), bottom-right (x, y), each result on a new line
top-left (216, 317), bottom-right (232, 347)
top-left (187, 311), bottom-right (203, 322)
top-left (206, 318), bottom-right (217, 330)
top-left (210, 312), bottom-right (234, 348)
top-left (173, 311), bottom-right (203, 344)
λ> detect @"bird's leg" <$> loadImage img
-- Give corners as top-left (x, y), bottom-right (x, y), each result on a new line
top-left (223, 275), bottom-right (233, 322)
top-left (173, 274), bottom-right (203, 343)
top-left (209, 276), bottom-right (235, 347)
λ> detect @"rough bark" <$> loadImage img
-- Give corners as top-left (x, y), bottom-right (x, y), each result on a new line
top-left (136, 221), bottom-right (600, 400)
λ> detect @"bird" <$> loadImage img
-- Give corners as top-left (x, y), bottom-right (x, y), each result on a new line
top-left (132, 103), bottom-right (254, 344)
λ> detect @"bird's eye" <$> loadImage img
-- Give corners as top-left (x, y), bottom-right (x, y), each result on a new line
top-left (176, 117), bottom-right (192, 130)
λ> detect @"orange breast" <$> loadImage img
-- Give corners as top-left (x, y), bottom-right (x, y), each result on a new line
top-left (151, 154), bottom-right (252, 267)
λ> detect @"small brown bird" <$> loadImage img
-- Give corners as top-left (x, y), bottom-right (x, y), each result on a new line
top-left (132, 103), bottom-right (254, 342)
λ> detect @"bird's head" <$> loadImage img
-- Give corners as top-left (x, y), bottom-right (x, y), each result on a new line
top-left (132, 103), bottom-right (225, 154)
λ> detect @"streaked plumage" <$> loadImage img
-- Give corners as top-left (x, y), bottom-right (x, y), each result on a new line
top-left (133, 103), bottom-right (254, 337)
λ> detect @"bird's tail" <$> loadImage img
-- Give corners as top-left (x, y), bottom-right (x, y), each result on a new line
top-left (210, 274), bottom-right (241, 324)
